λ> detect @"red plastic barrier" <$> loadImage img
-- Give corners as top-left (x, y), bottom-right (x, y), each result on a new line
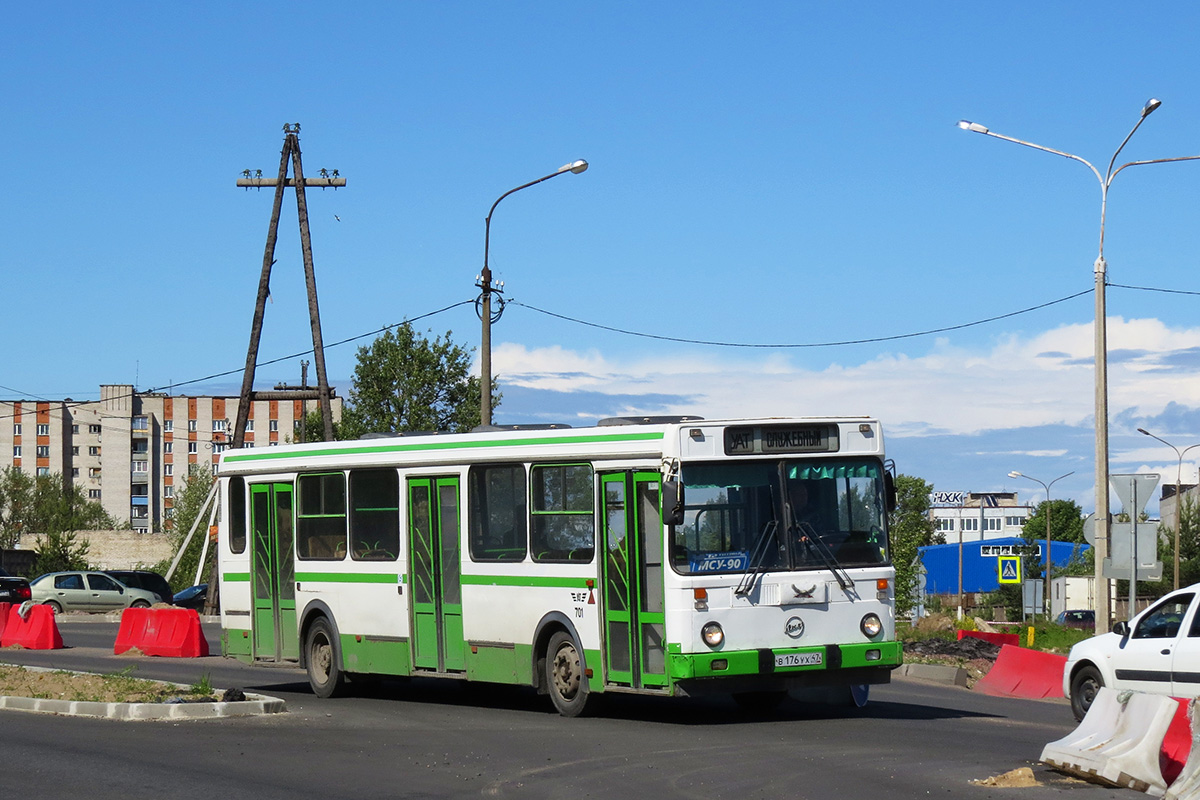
top-left (0, 602), bottom-right (10, 641)
top-left (957, 629), bottom-right (1020, 647)
top-left (114, 607), bottom-right (209, 658)
top-left (974, 643), bottom-right (1067, 699)
top-left (0, 604), bottom-right (64, 650)
top-left (1160, 697), bottom-right (1192, 786)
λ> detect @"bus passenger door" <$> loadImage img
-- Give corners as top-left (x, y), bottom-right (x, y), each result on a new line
top-left (407, 476), bottom-right (466, 673)
top-left (600, 472), bottom-right (667, 689)
top-left (250, 482), bottom-right (298, 662)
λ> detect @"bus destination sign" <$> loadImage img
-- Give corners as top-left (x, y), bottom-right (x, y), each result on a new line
top-left (724, 424), bottom-right (838, 456)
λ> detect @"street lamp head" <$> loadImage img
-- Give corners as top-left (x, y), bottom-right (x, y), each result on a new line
top-left (1008, 471), bottom-right (1023, 479)
top-left (957, 120), bottom-right (989, 134)
top-left (1137, 427), bottom-right (1151, 436)
top-left (559, 159), bottom-right (589, 175)
top-left (1142, 98), bottom-right (1163, 118)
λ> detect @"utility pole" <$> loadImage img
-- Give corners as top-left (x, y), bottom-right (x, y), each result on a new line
top-left (232, 123), bottom-right (345, 447)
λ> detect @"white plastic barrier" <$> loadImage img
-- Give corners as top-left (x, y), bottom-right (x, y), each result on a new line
top-left (1165, 699), bottom-right (1200, 800)
top-left (1041, 687), bottom-right (1177, 795)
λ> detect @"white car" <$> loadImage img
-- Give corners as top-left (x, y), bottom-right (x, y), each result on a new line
top-left (1064, 583), bottom-right (1200, 721)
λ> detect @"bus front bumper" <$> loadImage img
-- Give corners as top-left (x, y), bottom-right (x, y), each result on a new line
top-left (668, 640), bottom-right (902, 695)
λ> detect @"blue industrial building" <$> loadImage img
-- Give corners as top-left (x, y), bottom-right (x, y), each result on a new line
top-left (917, 536), bottom-right (1091, 595)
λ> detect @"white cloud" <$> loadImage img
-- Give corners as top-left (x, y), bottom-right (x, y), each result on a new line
top-left (493, 316), bottom-right (1200, 440)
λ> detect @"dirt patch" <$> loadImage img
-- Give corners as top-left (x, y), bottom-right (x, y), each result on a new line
top-left (971, 767), bottom-right (1039, 787)
top-left (904, 637), bottom-right (1000, 688)
top-left (0, 663), bottom-right (218, 704)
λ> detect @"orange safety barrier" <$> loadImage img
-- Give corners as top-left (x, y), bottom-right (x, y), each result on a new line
top-left (957, 629), bottom-right (1020, 647)
top-left (0, 602), bottom-right (9, 641)
top-left (0, 604), bottom-right (64, 650)
top-left (114, 607), bottom-right (209, 658)
top-left (974, 643), bottom-right (1066, 699)
top-left (1161, 697), bottom-right (1192, 787)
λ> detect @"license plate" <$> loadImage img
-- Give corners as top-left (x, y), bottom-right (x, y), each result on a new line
top-left (775, 652), bottom-right (822, 668)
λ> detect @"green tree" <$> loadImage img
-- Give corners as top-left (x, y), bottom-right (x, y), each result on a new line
top-left (291, 408), bottom-right (343, 443)
top-left (1020, 498), bottom-right (1086, 583)
top-left (155, 465), bottom-right (217, 587)
top-left (0, 466), bottom-right (35, 548)
top-left (339, 324), bottom-right (499, 439)
top-left (33, 529), bottom-right (90, 574)
top-left (888, 474), bottom-right (940, 616)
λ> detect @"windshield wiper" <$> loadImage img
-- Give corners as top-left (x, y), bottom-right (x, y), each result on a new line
top-left (735, 519), bottom-right (778, 598)
top-left (792, 520), bottom-right (855, 591)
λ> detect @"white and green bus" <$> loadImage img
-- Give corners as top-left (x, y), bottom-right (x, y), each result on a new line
top-left (215, 415), bottom-right (901, 715)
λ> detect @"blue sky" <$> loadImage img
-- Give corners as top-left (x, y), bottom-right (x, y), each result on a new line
top-left (4, 2), bottom-right (1200, 515)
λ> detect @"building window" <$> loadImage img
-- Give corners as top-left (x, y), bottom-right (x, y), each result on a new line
top-left (1005, 516), bottom-right (1026, 527)
top-left (36, 445), bottom-right (49, 458)
top-left (36, 423), bottom-right (49, 436)
top-left (12, 424), bottom-right (20, 436)
top-left (89, 468), bottom-right (101, 478)
top-left (269, 420), bottom-right (279, 432)
top-left (164, 420), bottom-right (173, 432)
top-left (71, 424), bottom-right (79, 434)
top-left (935, 518), bottom-right (955, 532)
top-left (164, 486), bottom-right (174, 498)
top-left (131, 461), bottom-right (148, 474)
top-left (165, 464), bottom-right (173, 476)
top-left (187, 420), bottom-right (197, 432)
top-left (213, 419), bottom-right (227, 432)
top-left (187, 442), bottom-right (197, 454)
top-left (962, 518), bottom-right (978, 531)
top-left (245, 419), bottom-right (254, 432)
top-left (984, 518), bottom-right (1001, 532)
top-left (89, 424), bottom-right (102, 434)
top-left (164, 442), bottom-right (173, 453)
top-left (88, 489), bottom-right (101, 499)
top-left (164, 508), bottom-right (174, 519)
top-left (133, 416), bottom-right (148, 431)
top-left (88, 446), bottom-right (100, 456)
top-left (72, 446), bottom-right (79, 456)
top-left (36, 467), bottom-right (49, 476)
top-left (71, 468), bottom-right (79, 478)
top-left (213, 443), bottom-right (226, 454)
top-left (12, 446), bottom-right (20, 458)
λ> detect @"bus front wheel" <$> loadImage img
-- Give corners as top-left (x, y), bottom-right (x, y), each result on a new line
top-left (306, 617), bottom-right (346, 698)
top-left (545, 631), bottom-right (589, 717)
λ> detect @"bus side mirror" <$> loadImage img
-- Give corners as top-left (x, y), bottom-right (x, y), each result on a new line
top-left (884, 472), bottom-right (897, 513)
top-left (662, 481), bottom-right (685, 526)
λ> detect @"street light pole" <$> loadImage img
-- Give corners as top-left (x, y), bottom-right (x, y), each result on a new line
top-left (959, 100), bottom-right (1200, 630)
top-left (1137, 428), bottom-right (1200, 590)
top-left (1009, 471), bottom-right (1075, 619)
top-left (477, 160), bottom-right (588, 427)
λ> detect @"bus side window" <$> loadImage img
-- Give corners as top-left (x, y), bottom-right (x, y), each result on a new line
top-left (469, 464), bottom-right (527, 562)
top-left (228, 476), bottom-right (247, 554)
top-left (297, 473), bottom-right (348, 561)
top-left (530, 463), bottom-right (594, 563)
top-left (349, 469), bottom-right (400, 561)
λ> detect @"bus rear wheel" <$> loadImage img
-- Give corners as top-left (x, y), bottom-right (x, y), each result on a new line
top-left (546, 631), bottom-right (589, 717)
top-left (306, 617), bottom-right (346, 698)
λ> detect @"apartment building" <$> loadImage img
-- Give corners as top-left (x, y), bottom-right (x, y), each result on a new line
top-left (1, 384), bottom-right (341, 534)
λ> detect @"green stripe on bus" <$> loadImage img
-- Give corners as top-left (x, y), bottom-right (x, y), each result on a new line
top-left (461, 574), bottom-right (591, 589)
top-left (295, 572), bottom-right (400, 583)
top-left (221, 430), bottom-right (665, 464)
top-left (224, 572), bottom-right (251, 582)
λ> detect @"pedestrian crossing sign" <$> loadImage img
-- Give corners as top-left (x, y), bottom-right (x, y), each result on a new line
top-left (998, 555), bottom-right (1021, 585)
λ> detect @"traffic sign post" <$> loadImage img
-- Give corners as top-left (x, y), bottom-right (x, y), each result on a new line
top-left (1106, 474), bottom-right (1162, 619)
top-left (998, 556), bottom-right (1022, 585)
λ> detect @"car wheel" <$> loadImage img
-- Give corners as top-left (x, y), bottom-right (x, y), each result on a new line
top-left (131, 600), bottom-right (150, 609)
top-left (306, 617), bottom-right (346, 698)
top-left (545, 631), bottom-right (589, 717)
top-left (1070, 664), bottom-right (1103, 722)
top-left (45, 601), bottom-right (62, 614)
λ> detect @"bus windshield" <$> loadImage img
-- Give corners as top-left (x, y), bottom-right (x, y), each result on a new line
top-left (671, 458), bottom-right (889, 575)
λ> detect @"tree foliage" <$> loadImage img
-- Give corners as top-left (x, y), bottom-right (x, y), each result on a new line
top-left (338, 324), bottom-right (499, 439)
top-left (155, 464), bottom-right (217, 588)
top-left (1021, 498), bottom-right (1086, 546)
top-left (888, 474), bottom-right (941, 616)
top-left (0, 467), bottom-right (113, 574)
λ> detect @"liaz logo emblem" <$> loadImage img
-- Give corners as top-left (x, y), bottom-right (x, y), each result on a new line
top-left (785, 616), bottom-right (804, 639)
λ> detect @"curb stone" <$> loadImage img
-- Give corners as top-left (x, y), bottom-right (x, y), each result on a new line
top-left (896, 662), bottom-right (970, 687)
top-left (0, 664), bottom-right (286, 720)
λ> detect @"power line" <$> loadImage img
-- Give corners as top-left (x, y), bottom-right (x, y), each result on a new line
top-left (511, 289), bottom-right (1096, 348)
top-left (1109, 283), bottom-right (1200, 298)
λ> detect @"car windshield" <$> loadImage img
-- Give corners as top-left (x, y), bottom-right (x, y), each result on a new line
top-left (671, 457), bottom-right (889, 575)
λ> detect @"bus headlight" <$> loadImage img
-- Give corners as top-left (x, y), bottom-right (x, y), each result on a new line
top-left (701, 621), bottom-right (724, 648)
top-left (860, 614), bottom-right (883, 638)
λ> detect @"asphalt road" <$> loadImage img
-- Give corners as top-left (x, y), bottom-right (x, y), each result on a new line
top-left (0, 618), bottom-right (1144, 800)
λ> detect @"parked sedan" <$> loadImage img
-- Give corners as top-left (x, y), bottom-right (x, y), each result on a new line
top-left (1054, 609), bottom-right (1095, 630)
top-left (0, 568), bottom-right (32, 604)
top-left (1064, 582), bottom-right (1200, 721)
top-left (171, 584), bottom-right (208, 611)
top-left (29, 571), bottom-right (159, 614)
